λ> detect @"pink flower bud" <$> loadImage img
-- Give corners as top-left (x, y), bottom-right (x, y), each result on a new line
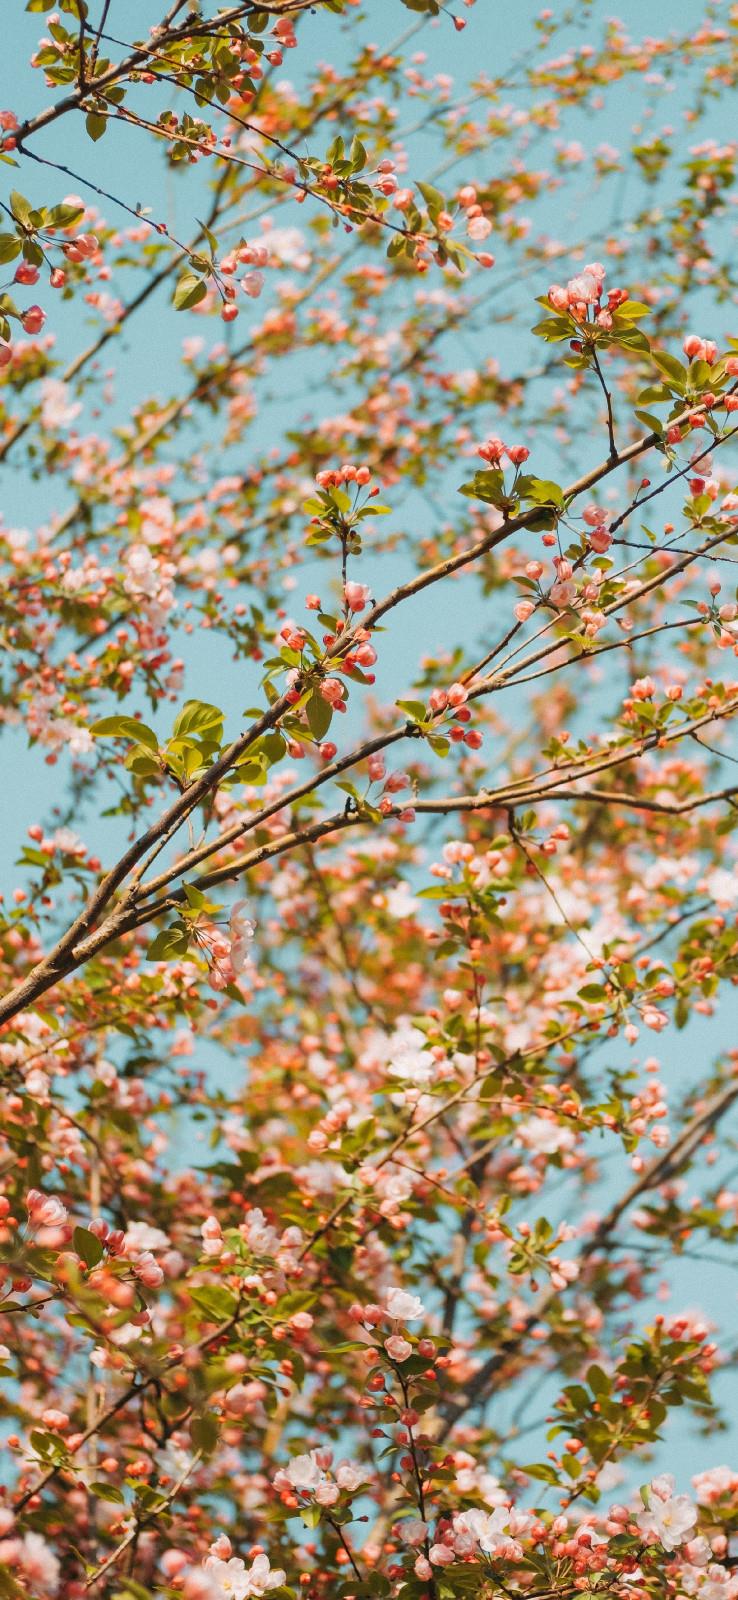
top-left (21, 305), bottom-right (45, 334)
top-left (344, 580), bottom-right (371, 612)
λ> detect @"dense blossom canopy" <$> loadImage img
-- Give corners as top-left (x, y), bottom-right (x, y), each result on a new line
top-left (1, 1), bottom-right (738, 1598)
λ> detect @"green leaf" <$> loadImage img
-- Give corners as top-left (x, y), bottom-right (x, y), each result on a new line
top-left (417, 180), bottom-right (445, 219)
top-left (305, 692), bottom-right (332, 741)
top-left (85, 112), bottom-right (107, 142)
top-left (89, 1481), bottom-right (125, 1503)
top-left (396, 699), bottom-right (428, 721)
top-left (172, 699), bottom-right (224, 741)
top-left (458, 469), bottom-right (506, 506)
top-left (578, 983), bottom-right (607, 1002)
top-left (652, 351), bottom-right (687, 390)
top-left (73, 1225), bottom-right (104, 1268)
top-left (112, 1581), bottom-right (152, 1600)
top-left (46, 201), bottom-right (85, 228)
top-left (616, 300), bottom-right (651, 320)
top-left (9, 191), bottom-right (33, 225)
top-left (350, 135), bottom-right (367, 171)
top-left (173, 271), bottom-right (207, 311)
top-left (125, 752), bottom-right (161, 778)
top-left (146, 924), bottom-right (190, 962)
top-left (531, 316), bottom-right (571, 341)
top-left (260, 731), bottom-right (286, 765)
top-left (0, 234), bottom-right (20, 263)
top-left (191, 1411), bottom-right (219, 1456)
top-left (522, 1461), bottom-right (560, 1484)
top-left (91, 716), bottom-right (159, 752)
top-left (325, 135), bottom-right (345, 167)
top-left (635, 410), bottom-right (664, 435)
top-left (190, 1285), bottom-right (238, 1321)
top-left (519, 476), bottom-right (564, 508)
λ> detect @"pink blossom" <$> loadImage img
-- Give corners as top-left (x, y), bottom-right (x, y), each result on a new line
top-left (344, 580), bottom-right (371, 612)
top-left (385, 1334), bottom-right (412, 1360)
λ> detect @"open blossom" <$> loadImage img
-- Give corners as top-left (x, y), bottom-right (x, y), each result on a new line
top-left (637, 1474), bottom-right (698, 1551)
top-left (204, 1553), bottom-right (285, 1598)
top-left (549, 578), bottom-right (577, 609)
top-left (16, 1532), bottom-right (60, 1595)
top-left (201, 1215), bottom-right (224, 1257)
top-left (384, 1286), bottom-right (426, 1322)
top-left (692, 1466), bottom-right (738, 1505)
top-left (516, 1116), bottom-right (576, 1155)
top-left (242, 1555), bottom-right (285, 1596)
top-left (132, 1250), bottom-right (165, 1288)
top-left (124, 1221), bottom-right (170, 1253)
top-left (275, 1451), bottom-right (325, 1492)
top-left (229, 899), bottom-right (255, 974)
top-left (27, 1190), bottom-right (68, 1229)
top-left (452, 1507), bottom-right (515, 1557)
top-left (334, 1460), bottom-right (364, 1492)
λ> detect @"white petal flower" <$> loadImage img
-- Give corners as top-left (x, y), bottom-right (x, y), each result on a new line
top-left (384, 1287), bottom-right (426, 1323)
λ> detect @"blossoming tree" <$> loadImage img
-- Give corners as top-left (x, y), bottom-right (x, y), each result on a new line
top-left (2, 0), bottom-right (738, 1595)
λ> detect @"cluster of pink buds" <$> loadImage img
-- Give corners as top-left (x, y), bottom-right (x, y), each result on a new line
top-left (218, 232), bottom-right (272, 315)
top-left (319, 676), bottom-right (347, 710)
top-left (375, 158), bottom-right (398, 197)
top-left (457, 184), bottom-right (494, 262)
top-left (315, 463), bottom-right (372, 488)
top-left (548, 263), bottom-right (628, 330)
top-left (201, 1215), bottom-right (224, 1257)
top-left (219, 241), bottom-right (269, 313)
top-left (683, 333), bottom-right (718, 364)
top-left (132, 1251), bottom-right (165, 1288)
top-left (366, 754), bottom-right (415, 819)
top-left (319, 620), bottom-right (377, 677)
top-left (278, 618), bottom-right (306, 651)
top-left (88, 1216), bottom-right (126, 1254)
top-left (62, 231), bottom-right (99, 264)
top-left (273, 14), bottom-right (297, 49)
top-left (549, 555), bottom-right (577, 610)
top-left (582, 502), bottom-right (613, 552)
top-left (427, 681), bottom-right (482, 748)
top-left (477, 436), bottom-right (530, 466)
